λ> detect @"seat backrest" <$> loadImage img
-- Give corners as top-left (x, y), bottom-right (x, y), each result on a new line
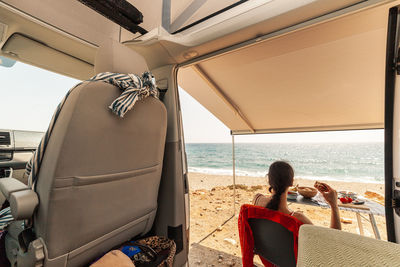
top-left (248, 218), bottom-right (296, 267)
top-left (239, 204), bottom-right (302, 267)
top-left (33, 39), bottom-right (167, 267)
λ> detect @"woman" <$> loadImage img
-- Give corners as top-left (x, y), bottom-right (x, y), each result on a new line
top-left (253, 161), bottom-right (341, 230)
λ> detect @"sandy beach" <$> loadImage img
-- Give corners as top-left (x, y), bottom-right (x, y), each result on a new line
top-left (188, 172), bottom-right (386, 266)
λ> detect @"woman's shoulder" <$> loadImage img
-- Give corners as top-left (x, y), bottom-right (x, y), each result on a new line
top-left (252, 193), bottom-right (270, 207)
top-left (291, 211), bottom-right (313, 225)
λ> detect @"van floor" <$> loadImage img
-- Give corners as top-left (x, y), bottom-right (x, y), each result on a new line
top-left (189, 243), bottom-right (262, 266)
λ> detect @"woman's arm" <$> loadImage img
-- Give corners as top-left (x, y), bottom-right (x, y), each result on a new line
top-left (317, 183), bottom-right (341, 230)
top-left (329, 204), bottom-right (341, 230)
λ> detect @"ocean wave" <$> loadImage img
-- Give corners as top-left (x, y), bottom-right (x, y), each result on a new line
top-left (186, 143), bottom-right (384, 184)
top-left (188, 167), bottom-right (267, 177)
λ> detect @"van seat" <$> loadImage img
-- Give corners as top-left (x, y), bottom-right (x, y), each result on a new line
top-left (5, 39), bottom-right (167, 267)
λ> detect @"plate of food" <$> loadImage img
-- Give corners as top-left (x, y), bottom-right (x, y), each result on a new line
top-left (352, 199), bottom-right (365, 205)
top-left (338, 190), bottom-right (358, 199)
top-left (287, 190), bottom-right (298, 200)
top-left (339, 197), bottom-right (353, 204)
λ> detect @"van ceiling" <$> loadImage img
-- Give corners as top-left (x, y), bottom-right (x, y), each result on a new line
top-left (178, 2), bottom-right (391, 134)
top-left (0, 0), bottom-right (381, 74)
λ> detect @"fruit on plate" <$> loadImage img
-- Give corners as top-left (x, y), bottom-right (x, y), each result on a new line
top-left (340, 197), bottom-right (353, 204)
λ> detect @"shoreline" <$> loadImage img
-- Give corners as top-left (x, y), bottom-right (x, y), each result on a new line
top-left (188, 172), bottom-right (384, 195)
top-left (188, 169), bottom-right (384, 185)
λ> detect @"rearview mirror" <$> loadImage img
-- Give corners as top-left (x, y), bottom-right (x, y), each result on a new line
top-left (0, 56), bottom-right (16, 68)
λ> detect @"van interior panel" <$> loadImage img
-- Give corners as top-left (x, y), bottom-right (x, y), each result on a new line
top-left (2, 33), bottom-right (94, 79)
top-left (0, 0), bottom-right (383, 72)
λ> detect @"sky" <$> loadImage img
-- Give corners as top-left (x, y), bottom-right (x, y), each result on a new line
top-left (0, 60), bottom-right (384, 143)
top-left (0, 61), bottom-right (77, 132)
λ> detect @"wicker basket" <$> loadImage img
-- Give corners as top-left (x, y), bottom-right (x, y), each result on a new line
top-left (298, 186), bottom-right (318, 198)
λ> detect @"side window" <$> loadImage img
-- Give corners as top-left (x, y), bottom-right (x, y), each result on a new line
top-left (0, 57), bottom-right (80, 180)
top-left (0, 58), bottom-right (79, 132)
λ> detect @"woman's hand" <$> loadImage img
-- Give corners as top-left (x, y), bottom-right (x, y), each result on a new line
top-left (315, 182), bottom-right (341, 229)
top-left (317, 182), bottom-right (338, 207)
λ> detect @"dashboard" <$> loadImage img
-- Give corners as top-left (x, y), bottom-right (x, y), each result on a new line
top-left (0, 129), bottom-right (42, 178)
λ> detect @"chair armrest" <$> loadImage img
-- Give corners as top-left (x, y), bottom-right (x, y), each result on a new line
top-left (0, 178), bottom-right (29, 199)
top-left (0, 178), bottom-right (38, 220)
top-left (10, 190), bottom-right (39, 220)
top-left (297, 225), bottom-right (400, 266)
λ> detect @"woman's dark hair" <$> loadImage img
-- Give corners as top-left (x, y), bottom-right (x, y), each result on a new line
top-left (266, 161), bottom-right (294, 211)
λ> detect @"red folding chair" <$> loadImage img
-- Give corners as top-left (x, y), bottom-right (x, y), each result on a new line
top-left (238, 204), bottom-right (303, 267)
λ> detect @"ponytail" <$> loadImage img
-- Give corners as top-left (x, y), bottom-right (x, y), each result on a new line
top-left (265, 161), bottom-right (294, 211)
top-left (266, 190), bottom-right (281, 210)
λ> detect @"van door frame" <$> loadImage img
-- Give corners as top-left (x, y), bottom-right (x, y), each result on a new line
top-left (385, 6), bottom-right (399, 243)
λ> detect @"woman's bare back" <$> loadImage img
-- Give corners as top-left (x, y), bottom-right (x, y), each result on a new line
top-left (252, 193), bottom-right (312, 225)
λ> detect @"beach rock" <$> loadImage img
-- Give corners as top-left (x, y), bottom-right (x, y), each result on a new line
top-left (195, 260), bottom-right (202, 265)
top-left (216, 226), bottom-right (223, 231)
top-left (216, 207), bottom-right (223, 211)
top-left (223, 238), bottom-right (237, 246)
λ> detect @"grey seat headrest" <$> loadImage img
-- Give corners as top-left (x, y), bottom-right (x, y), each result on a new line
top-left (94, 39), bottom-right (148, 75)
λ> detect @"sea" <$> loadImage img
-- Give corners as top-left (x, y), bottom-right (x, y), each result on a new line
top-left (185, 143), bottom-right (384, 184)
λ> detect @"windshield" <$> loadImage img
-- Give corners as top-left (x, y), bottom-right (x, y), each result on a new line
top-left (0, 60), bottom-right (79, 132)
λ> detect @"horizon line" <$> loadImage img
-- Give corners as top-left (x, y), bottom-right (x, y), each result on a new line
top-left (185, 141), bottom-right (384, 144)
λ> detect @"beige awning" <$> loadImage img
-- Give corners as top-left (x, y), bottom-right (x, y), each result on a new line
top-left (178, 4), bottom-right (387, 135)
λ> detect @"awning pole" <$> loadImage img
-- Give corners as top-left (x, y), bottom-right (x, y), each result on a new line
top-left (232, 134), bottom-right (236, 215)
